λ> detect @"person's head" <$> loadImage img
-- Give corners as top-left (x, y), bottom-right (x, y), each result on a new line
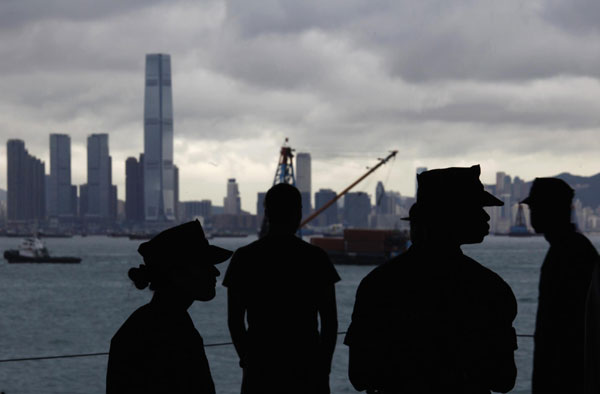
top-left (521, 178), bottom-right (574, 234)
top-left (129, 220), bottom-right (233, 302)
top-left (264, 183), bottom-right (302, 234)
top-left (403, 203), bottom-right (424, 244)
top-left (416, 165), bottom-right (503, 245)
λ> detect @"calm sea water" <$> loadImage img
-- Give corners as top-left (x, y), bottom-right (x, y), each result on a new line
top-left (1, 234), bottom-right (599, 394)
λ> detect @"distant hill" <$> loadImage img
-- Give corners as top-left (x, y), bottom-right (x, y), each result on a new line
top-left (553, 173), bottom-right (600, 209)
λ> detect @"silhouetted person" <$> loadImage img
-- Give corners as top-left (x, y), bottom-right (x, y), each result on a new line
top-left (345, 165), bottom-right (518, 394)
top-left (522, 178), bottom-right (599, 394)
top-left (585, 263), bottom-right (600, 394)
top-left (403, 202), bottom-right (424, 246)
top-left (224, 183), bottom-right (340, 394)
top-left (106, 220), bottom-right (233, 394)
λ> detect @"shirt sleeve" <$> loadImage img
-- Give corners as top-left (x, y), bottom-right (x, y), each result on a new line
top-left (319, 248), bottom-right (341, 285)
top-left (344, 272), bottom-right (377, 347)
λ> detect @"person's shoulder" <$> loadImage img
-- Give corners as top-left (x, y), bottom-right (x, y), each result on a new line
top-left (571, 231), bottom-right (600, 256)
top-left (233, 238), bottom-right (262, 255)
top-left (297, 237), bottom-right (330, 257)
top-left (462, 254), bottom-right (516, 299)
top-left (359, 249), bottom-right (413, 288)
top-left (462, 254), bottom-right (508, 284)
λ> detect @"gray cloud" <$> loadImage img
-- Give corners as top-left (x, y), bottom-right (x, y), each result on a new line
top-left (542, 0), bottom-right (600, 34)
top-left (0, 0), bottom-right (599, 209)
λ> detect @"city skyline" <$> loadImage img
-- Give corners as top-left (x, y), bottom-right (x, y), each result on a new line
top-left (3, 133), bottom-right (600, 215)
top-left (1, 1), bottom-right (600, 212)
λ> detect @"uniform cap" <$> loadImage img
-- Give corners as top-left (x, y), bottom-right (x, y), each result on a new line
top-left (137, 220), bottom-right (233, 268)
top-left (417, 165), bottom-right (503, 208)
top-left (521, 177), bottom-right (574, 206)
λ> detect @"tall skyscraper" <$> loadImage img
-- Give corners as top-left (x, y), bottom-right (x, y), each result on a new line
top-left (82, 134), bottom-right (116, 220)
top-left (48, 134), bottom-right (76, 219)
top-left (416, 167), bottom-right (428, 196)
top-left (296, 152), bottom-right (312, 218)
top-left (174, 164), bottom-right (179, 221)
top-left (125, 154), bottom-right (144, 222)
top-left (495, 171), bottom-right (506, 196)
top-left (224, 178), bottom-right (241, 214)
top-left (344, 192), bottom-right (371, 228)
top-left (6, 140), bottom-right (45, 222)
top-left (144, 53), bottom-right (176, 222)
top-left (314, 188), bottom-right (338, 227)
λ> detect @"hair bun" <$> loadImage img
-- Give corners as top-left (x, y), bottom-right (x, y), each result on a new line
top-left (128, 264), bottom-right (150, 290)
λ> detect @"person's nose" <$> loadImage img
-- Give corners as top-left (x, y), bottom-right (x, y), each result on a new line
top-left (482, 208), bottom-right (490, 221)
top-left (212, 266), bottom-right (221, 277)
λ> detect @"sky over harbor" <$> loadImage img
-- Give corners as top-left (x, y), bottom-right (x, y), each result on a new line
top-left (1, 0), bottom-right (599, 213)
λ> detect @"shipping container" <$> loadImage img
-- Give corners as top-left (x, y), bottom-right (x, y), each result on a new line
top-left (310, 237), bottom-right (345, 252)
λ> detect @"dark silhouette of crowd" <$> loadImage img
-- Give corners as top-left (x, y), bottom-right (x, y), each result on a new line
top-left (107, 167), bottom-right (600, 394)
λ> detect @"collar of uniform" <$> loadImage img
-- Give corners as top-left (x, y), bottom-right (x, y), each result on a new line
top-left (544, 223), bottom-right (577, 244)
top-left (413, 242), bottom-right (464, 257)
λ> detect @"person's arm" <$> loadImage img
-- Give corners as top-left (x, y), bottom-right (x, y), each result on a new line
top-left (346, 276), bottom-right (380, 392)
top-left (486, 328), bottom-right (517, 393)
top-left (317, 283), bottom-right (338, 374)
top-left (227, 286), bottom-right (248, 367)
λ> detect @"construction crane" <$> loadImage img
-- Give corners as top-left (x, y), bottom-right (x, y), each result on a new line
top-left (299, 150), bottom-right (398, 228)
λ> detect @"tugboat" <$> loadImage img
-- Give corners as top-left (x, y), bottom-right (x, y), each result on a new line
top-left (3, 237), bottom-right (81, 263)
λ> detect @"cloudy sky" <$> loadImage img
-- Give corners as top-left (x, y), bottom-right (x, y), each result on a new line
top-left (1, 0), bottom-right (599, 213)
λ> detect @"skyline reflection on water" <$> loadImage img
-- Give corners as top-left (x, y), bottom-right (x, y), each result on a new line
top-left (1, 234), bottom-right (599, 394)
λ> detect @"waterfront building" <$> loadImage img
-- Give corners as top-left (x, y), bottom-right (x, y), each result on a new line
top-left (296, 152), bottom-right (312, 218)
top-left (174, 164), bottom-right (179, 221)
top-left (496, 171), bottom-right (507, 196)
top-left (125, 155), bottom-right (144, 222)
top-left (47, 134), bottom-right (76, 219)
top-left (344, 192), bottom-right (371, 228)
top-left (143, 53), bottom-right (176, 222)
top-left (181, 200), bottom-right (212, 222)
top-left (314, 188), bottom-right (338, 227)
top-left (6, 139), bottom-right (46, 222)
top-left (224, 178), bottom-right (241, 215)
top-left (81, 134), bottom-right (116, 221)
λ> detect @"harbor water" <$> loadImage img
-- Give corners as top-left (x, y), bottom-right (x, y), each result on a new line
top-left (1, 234), bottom-right (599, 394)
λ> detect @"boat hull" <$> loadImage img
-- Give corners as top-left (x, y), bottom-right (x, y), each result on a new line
top-left (3, 250), bottom-right (81, 264)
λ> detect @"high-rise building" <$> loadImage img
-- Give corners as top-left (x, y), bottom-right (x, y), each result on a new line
top-left (296, 153), bottom-right (312, 218)
top-left (125, 154), bottom-right (144, 222)
top-left (174, 165), bottom-right (179, 221)
top-left (224, 178), bottom-right (241, 214)
top-left (48, 134), bottom-right (76, 219)
top-left (6, 140), bottom-right (46, 222)
top-left (314, 188), bottom-right (338, 227)
top-left (416, 167), bottom-right (427, 196)
top-left (82, 134), bottom-right (116, 220)
top-left (512, 176), bottom-right (524, 202)
top-left (495, 172), bottom-right (506, 196)
top-left (376, 181), bottom-right (395, 214)
top-left (182, 200), bottom-right (212, 222)
top-left (144, 53), bottom-right (176, 222)
top-left (344, 192), bottom-right (371, 228)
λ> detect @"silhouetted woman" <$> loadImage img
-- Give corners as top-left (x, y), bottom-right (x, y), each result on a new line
top-left (106, 220), bottom-right (232, 394)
